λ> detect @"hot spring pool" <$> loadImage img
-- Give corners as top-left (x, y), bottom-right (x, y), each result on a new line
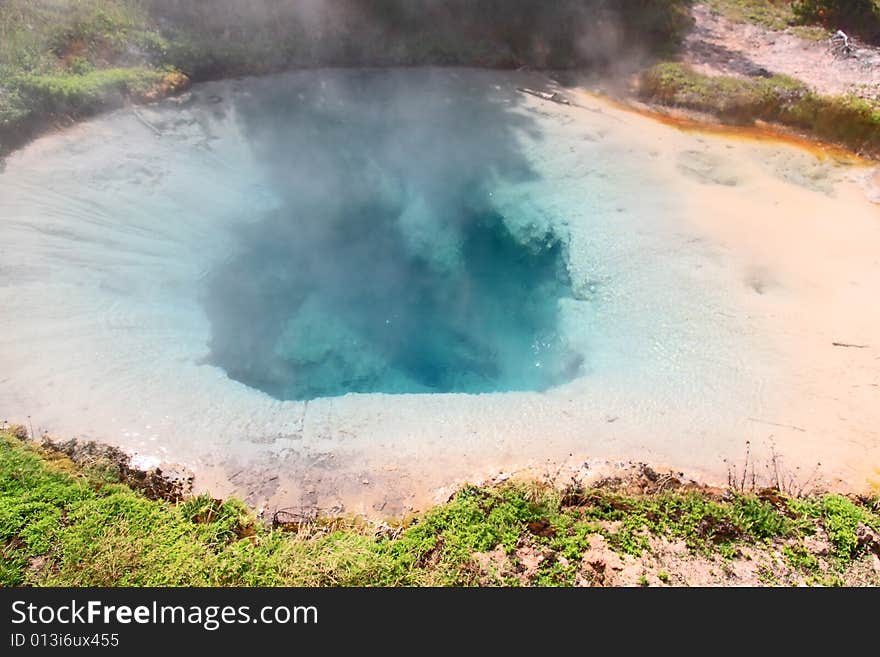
top-left (2, 69), bottom-right (879, 512)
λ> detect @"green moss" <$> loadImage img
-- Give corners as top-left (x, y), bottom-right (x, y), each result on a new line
top-left (783, 542), bottom-right (821, 572)
top-left (789, 494), bottom-right (880, 562)
top-left (639, 62), bottom-right (880, 157)
top-left (3, 429), bottom-right (878, 586)
top-left (13, 67), bottom-right (165, 115)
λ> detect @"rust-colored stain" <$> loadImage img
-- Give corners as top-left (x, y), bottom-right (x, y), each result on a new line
top-left (580, 92), bottom-right (871, 166)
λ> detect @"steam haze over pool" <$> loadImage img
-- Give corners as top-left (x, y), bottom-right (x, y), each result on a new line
top-left (2, 69), bottom-right (878, 512)
top-left (202, 73), bottom-right (578, 398)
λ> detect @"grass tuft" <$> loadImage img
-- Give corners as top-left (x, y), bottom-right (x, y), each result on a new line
top-left (639, 62), bottom-right (880, 157)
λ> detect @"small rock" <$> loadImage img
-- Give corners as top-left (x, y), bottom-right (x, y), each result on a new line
top-left (856, 523), bottom-right (880, 555)
top-left (747, 66), bottom-right (772, 78)
top-left (28, 556), bottom-right (48, 574)
top-left (41, 436), bottom-right (193, 502)
top-left (167, 91), bottom-right (194, 106)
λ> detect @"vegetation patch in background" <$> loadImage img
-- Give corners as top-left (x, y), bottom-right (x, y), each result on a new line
top-left (639, 62), bottom-right (880, 156)
top-left (0, 0), bottom-right (186, 152)
top-left (791, 0), bottom-right (880, 43)
top-left (142, 0), bottom-right (696, 76)
top-left (2, 1), bottom-right (878, 157)
top-left (704, 0), bottom-right (880, 41)
top-left (1, 428), bottom-right (878, 587)
top-left (704, 0), bottom-right (799, 30)
top-left (1, 0), bottom-right (696, 153)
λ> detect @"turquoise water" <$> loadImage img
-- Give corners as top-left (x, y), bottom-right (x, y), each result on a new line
top-left (202, 71), bottom-right (580, 399)
top-left (0, 69), bottom-right (771, 485)
top-left (208, 203), bottom-right (576, 399)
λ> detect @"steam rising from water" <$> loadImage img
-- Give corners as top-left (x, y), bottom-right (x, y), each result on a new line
top-left (3, 68), bottom-right (831, 507)
top-left (202, 72), bottom-right (578, 398)
top-left (0, 68), bottom-right (750, 448)
top-left (208, 205), bottom-right (577, 399)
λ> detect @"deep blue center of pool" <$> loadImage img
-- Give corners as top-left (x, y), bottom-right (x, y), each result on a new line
top-left (201, 70), bottom-right (581, 400)
top-left (205, 200), bottom-right (578, 400)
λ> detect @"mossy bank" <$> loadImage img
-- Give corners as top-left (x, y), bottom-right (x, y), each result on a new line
top-left (3, 1), bottom-right (878, 159)
top-left (0, 0), bottom-right (692, 155)
top-left (638, 62), bottom-right (880, 158)
top-left (2, 428), bottom-right (878, 587)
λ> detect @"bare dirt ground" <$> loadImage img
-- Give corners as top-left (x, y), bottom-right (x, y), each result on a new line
top-left (475, 530), bottom-right (880, 587)
top-left (471, 463), bottom-right (880, 587)
top-left (684, 3), bottom-right (880, 99)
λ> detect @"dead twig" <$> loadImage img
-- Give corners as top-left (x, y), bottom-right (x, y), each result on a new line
top-left (770, 444), bottom-right (782, 491)
top-left (727, 438), bottom-right (823, 496)
top-left (132, 108), bottom-right (163, 136)
top-left (747, 418), bottom-right (806, 432)
top-left (828, 29), bottom-right (854, 60)
top-left (796, 461), bottom-right (823, 497)
top-left (727, 441), bottom-right (753, 493)
top-left (517, 87), bottom-right (571, 105)
top-left (545, 454), bottom-right (572, 487)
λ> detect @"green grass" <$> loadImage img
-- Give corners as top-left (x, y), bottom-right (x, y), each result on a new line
top-left (639, 62), bottom-right (880, 157)
top-left (780, 494), bottom-right (880, 585)
top-left (2, 429), bottom-right (878, 587)
top-left (0, 1), bottom-right (158, 71)
top-left (791, 0), bottom-right (880, 42)
top-left (789, 494), bottom-right (880, 560)
top-left (704, 0), bottom-right (799, 30)
top-left (783, 542), bottom-right (821, 574)
top-left (1, 0), bottom-right (697, 154)
top-left (0, 1), bottom-right (185, 152)
top-left (704, 0), bottom-right (880, 43)
top-left (14, 67), bottom-right (167, 114)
